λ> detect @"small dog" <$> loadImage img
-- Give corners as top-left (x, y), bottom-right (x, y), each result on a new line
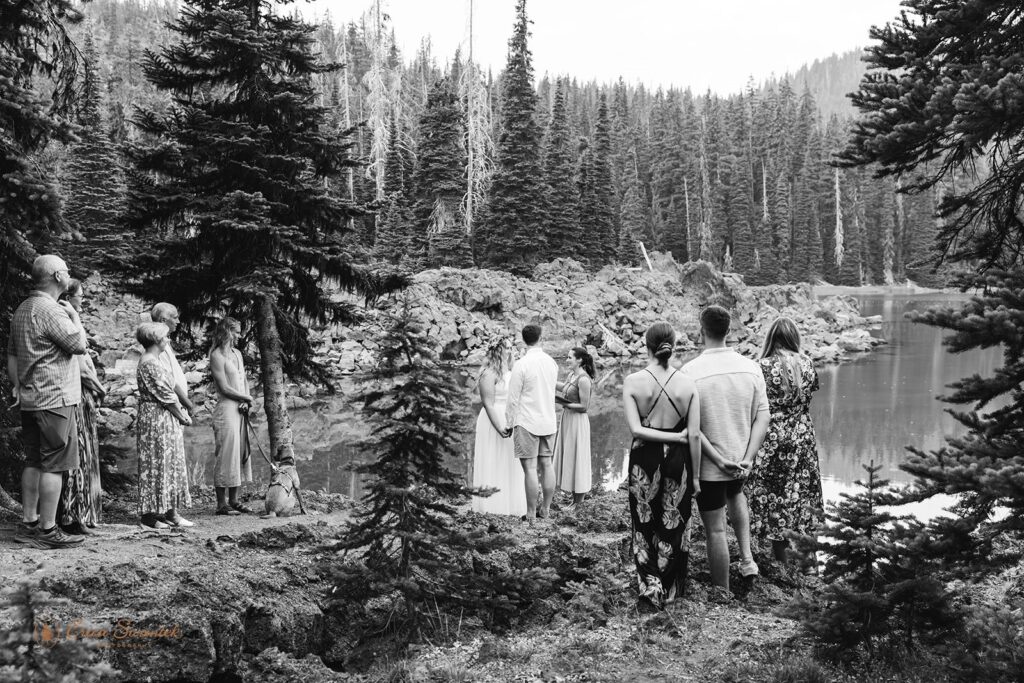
top-left (262, 448), bottom-right (305, 518)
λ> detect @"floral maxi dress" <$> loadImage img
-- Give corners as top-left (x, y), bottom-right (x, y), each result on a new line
top-left (58, 354), bottom-right (103, 526)
top-left (628, 369), bottom-right (693, 607)
top-left (136, 357), bottom-right (191, 515)
top-left (747, 354), bottom-right (824, 542)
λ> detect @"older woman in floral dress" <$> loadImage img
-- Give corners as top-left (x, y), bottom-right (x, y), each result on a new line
top-left (135, 322), bottom-right (193, 529)
top-left (746, 317), bottom-right (824, 567)
top-left (56, 279), bottom-right (106, 535)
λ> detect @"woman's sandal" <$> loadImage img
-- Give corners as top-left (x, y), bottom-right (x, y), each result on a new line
top-left (229, 502), bottom-right (253, 514)
top-left (216, 505), bottom-right (241, 516)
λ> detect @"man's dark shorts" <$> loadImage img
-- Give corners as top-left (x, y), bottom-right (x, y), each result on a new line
top-left (21, 407), bottom-right (80, 473)
top-left (696, 478), bottom-right (745, 512)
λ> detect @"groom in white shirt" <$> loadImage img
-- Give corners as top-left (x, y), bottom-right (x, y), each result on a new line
top-left (505, 324), bottom-right (559, 521)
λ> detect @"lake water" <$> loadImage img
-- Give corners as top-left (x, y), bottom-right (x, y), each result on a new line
top-left (117, 293), bottom-right (998, 517)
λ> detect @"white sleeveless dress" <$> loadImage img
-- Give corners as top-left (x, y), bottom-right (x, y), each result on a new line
top-left (471, 372), bottom-right (527, 515)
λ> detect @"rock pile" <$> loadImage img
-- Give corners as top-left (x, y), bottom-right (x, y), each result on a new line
top-left (321, 255), bottom-right (883, 371)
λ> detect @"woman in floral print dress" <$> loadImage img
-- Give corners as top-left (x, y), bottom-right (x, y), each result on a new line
top-left (56, 279), bottom-right (106, 535)
top-left (747, 317), bottom-right (824, 565)
top-left (135, 322), bottom-right (193, 529)
top-left (621, 322), bottom-right (701, 608)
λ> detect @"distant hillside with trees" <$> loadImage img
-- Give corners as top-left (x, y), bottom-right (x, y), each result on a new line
top-left (765, 49), bottom-right (868, 121)
top-left (53, 0), bottom-right (952, 287)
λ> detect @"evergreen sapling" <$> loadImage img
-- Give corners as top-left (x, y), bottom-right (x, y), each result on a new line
top-left (785, 462), bottom-right (959, 661)
top-left (333, 295), bottom-right (554, 635)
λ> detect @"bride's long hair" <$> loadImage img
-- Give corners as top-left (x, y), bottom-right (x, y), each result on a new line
top-left (479, 337), bottom-right (513, 382)
top-left (760, 317), bottom-right (804, 397)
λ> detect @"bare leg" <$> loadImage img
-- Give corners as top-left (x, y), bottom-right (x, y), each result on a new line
top-left (37, 472), bottom-right (63, 529)
top-left (519, 457), bottom-right (539, 519)
top-left (537, 456), bottom-right (555, 517)
top-left (700, 508), bottom-right (730, 590)
top-left (21, 467), bottom-right (41, 523)
top-left (727, 491), bottom-right (754, 563)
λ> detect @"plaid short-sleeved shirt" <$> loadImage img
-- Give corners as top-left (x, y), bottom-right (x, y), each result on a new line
top-left (7, 291), bottom-right (86, 410)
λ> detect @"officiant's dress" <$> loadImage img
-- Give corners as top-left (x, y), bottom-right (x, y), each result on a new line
top-left (553, 374), bottom-right (592, 494)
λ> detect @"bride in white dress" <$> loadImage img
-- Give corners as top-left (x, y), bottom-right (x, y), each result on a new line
top-left (471, 337), bottom-right (527, 515)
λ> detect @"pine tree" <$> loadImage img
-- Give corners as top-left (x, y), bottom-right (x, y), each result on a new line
top-left (840, 5), bottom-right (1024, 658)
top-left (838, 179), bottom-right (865, 286)
top-left (575, 137), bottom-right (598, 264)
top-left (697, 117), bottom-right (715, 263)
top-left (786, 462), bottom-right (960, 661)
top-left (0, 582), bottom-right (116, 681)
top-left (841, 0), bottom-right (1024, 269)
top-left (590, 93), bottom-right (616, 264)
top-left (609, 78), bottom-right (632, 249)
top-left (333, 295), bottom-right (554, 632)
top-left (791, 166), bottom-right (823, 283)
top-left (0, 0), bottom-right (86, 514)
top-left (59, 29), bottom-right (128, 273)
top-left (119, 0), bottom-right (404, 460)
top-left (901, 272), bottom-right (1024, 565)
top-left (617, 169), bottom-right (645, 265)
top-left (482, 0), bottom-right (548, 274)
top-left (720, 153), bottom-right (754, 276)
top-left (543, 79), bottom-right (580, 260)
top-left (411, 78), bottom-right (472, 269)
top-left (374, 112), bottom-right (415, 265)
top-left (903, 187), bottom-right (941, 286)
top-left (773, 173), bottom-right (792, 278)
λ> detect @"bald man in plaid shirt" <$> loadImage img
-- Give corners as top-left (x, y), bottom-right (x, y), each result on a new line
top-left (6, 255), bottom-right (88, 549)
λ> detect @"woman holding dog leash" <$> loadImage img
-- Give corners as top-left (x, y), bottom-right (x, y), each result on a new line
top-left (210, 317), bottom-right (254, 516)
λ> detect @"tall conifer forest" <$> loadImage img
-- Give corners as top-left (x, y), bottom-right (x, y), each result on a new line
top-left (49, 0), bottom-right (952, 286)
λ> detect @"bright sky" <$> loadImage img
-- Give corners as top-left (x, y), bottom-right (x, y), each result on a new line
top-left (300, 0), bottom-right (904, 94)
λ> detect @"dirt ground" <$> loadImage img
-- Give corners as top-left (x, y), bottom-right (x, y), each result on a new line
top-left (0, 487), bottom-right (813, 682)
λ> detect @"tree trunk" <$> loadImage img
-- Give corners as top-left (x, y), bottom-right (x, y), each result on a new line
top-left (256, 295), bottom-right (295, 462)
top-left (0, 482), bottom-right (21, 515)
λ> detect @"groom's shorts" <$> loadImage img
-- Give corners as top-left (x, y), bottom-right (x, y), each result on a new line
top-left (512, 426), bottom-right (555, 460)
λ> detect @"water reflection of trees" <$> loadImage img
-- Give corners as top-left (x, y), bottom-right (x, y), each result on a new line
top-left (814, 296), bottom-right (1002, 484)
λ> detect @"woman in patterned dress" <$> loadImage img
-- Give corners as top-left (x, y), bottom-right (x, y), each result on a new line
top-left (746, 317), bottom-right (824, 565)
top-left (621, 322), bottom-right (701, 608)
top-left (135, 322), bottom-right (193, 528)
top-left (56, 279), bottom-right (105, 535)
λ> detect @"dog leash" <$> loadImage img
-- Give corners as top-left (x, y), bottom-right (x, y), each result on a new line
top-left (244, 419), bottom-right (279, 472)
top-left (245, 419), bottom-right (307, 515)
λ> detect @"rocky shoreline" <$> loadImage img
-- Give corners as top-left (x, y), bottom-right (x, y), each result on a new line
top-left (79, 255), bottom-right (884, 441)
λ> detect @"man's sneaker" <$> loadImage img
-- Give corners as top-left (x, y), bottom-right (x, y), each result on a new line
top-left (32, 526), bottom-right (85, 549)
top-left (739, 558), bottom-right (760, 578)
top-left (13, 520), bottom-right (39, 544)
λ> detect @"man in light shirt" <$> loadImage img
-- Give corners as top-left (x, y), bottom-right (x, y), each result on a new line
top-left (151, 303), bottom-right (195, 418)
top-left (7, 255), bottom-right (88, 549)
top-left (682, 305), bottom-right (771, 591)
top-left (505, 324), bottom-right (559, 521)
